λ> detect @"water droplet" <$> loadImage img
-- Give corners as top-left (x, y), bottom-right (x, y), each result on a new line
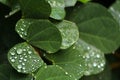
top-left (25, 56), bottom-right (27, 58)
top-left (11, 52), bottom-right (15, 55)
top-left (17, 49), bottom-right (22, 54)
top-left (15, 56), bottom-right (17, 59)
top-left (17, 65), bottom-right (22, 69)
top-left (93, 62), bottom-right (97, 67)
top-left (22, 63), bottom-right (25, 65)
top-left (65, 72), bottom-right (68, 75)
top-left (100, 63), bottom-right (104, 67)
top-left (87, 47), bottom-right (90, 50)
top-left (22, 67), bottom-right (26, 70)
top-left (96, 54), bottom-right (100, 58)
top-left (24, 59), bottom-right (27, 61)
top-left (11, 59), bottom-right (15, 62)
top-left (28, 51), bottom-right (32, 54)
top-left (84, 71), bottom-right (90, 75)
top-left (17, 69), bottom-right (21, 72)
top-left (19, 60), bottom-right (22, 62)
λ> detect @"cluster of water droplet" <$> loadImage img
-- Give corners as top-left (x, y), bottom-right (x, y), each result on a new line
top-left (16, 19), bottom-right (32, 39)
top-left (75, 39), bottom-right (105, 75)
top-left (8, 43), bottom-right (44, 73)
top-left (57, 20), bottom-right (79, 49)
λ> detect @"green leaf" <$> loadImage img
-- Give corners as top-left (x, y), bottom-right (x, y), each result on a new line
top-left (35, 65), bottom-right (76, 80)
top-left (109, 0), bottom-right (120, 26)
top-left (78, 0), bottom-right (91, 3)
top-left (64, 0), bottom-right (77, 7)
top-left (46, 0), bottom-right (65, 20)
top-left (67, 3), bottom-right (120, 53)
top-left (15, 19), bottom-right (38, 40)
top-left (8, 42), bottom-right (44, 74)
top-left (19, 0), bottom-right (51, 19)
top-left (56, 20), bottom-right (79, 49)
top-left (27, 20), bottom-right (62, 53)
top-left (67, 2), bottom-right (113, 23)
top-left (45, 39), bottom-right (105, 79)
top-left (76, 17), bottom-right (120, 53)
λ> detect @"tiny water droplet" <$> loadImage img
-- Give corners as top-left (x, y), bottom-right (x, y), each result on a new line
top-left (96, 54), bottom-right (100, 58)
top-left (11, 59), bottom-right (15, 62)
top-left (17, 65), bottom-right (22, 69)
top-left (22, 63), bottom-right (25, 65)
top-left (11, 52), bottom-right (15, 55)
top-left (93, 62), bottom-right (97, 67)
top-left (15, 56), bottom-right (17, 59)
top-left (17, 69), bottom-right (21, 72)
top-left (65, 72), bottom-right (68, 75)
top-left (24, 59), bottom-right (27, 61)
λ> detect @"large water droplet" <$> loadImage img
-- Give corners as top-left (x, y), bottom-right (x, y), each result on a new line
top-left (28, 51), bottom-right (32, 54)
top-left (17, 49), bottom-right (22, 54)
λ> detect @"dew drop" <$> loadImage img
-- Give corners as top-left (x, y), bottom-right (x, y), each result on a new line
top-left (17, 49), bottom-right (22, 54)
top-left (11, 59), bottom-right (15, 62)
top-left (84, 71), bottom-right (90, 75)
top-left (28, 51), bottom-right (32, 54)
top-left (65, 72), bottom-right (68, 75)
top-left (15, 56), bottom-right (17, 59)
top-left (17, 69), bottom-right (21, 72)
top-left (17, 65), bottom-right (22, 69)
top-left (93, 62), bottom-right (97, 67)
top-left (11, 52), bottom-right (15, 55)
top-left (24, 59), bottom-right (27, 61)
top-left (22, 63), bottom-right (25, 65)
top-left (96, 54), bottom-right (100, 58)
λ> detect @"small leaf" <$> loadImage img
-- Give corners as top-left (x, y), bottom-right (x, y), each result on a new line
top-left (19, 0), bottom-right (51, 19)
top-left (35, 65), bottom-right (76, 80)
top-left (45, 39), bottom-right (105, 79)
top-left (47, 0), bottom-right (65, 20)
top-left (8, 42), bottom-right (44, 74)
top-left (109, 0), bottom-right (120, 26)
top-left (56, 20), bottom-right (79, 49)
top-left (27, 20), bottom-right (62, 53)
top-left (64, 0), bottom-right (77, 7)
top-left (15, 19), bottom-right (38, 40)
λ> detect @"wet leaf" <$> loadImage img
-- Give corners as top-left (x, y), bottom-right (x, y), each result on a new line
top-left (35, 65), bottom-right (76, 80)
top-left (19, 0), bottom-right (51, 19)
top-left (47, 0), bottom-right (65, 20)
top-left (26, 20), bottom-right (62, 53)
top-left (45, 39), bottom-right (105, 79)
top-left (8, 42), bottom-right (44, 74)
top-left (56, 20), bottom-right (79, 49)
top-left (15, 19), bottom-right (37, 40)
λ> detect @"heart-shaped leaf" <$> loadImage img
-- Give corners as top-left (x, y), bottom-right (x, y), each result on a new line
top-left (56, 20), bottom-right (79, 49)
top-left (76, 17), bottom-right (120, 53)
top-left (19, 0), bottom-right (51, 19)
top-left (64, 0), bottom-right (77, 7)
top-left (35, 65), bottom-right (76, 80)
top-left (8, 42), bottom-right (44, 74)
top-left (26, 20), bottom-right (62, 53)
top-left (45, 39), bottom-right (105, 79)
top-left (15, 19), bottom-right (38, 40)
top-left (46, 0), bottom-right (65, 20)
top-left (67, 3), bottom-right (120, 53)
